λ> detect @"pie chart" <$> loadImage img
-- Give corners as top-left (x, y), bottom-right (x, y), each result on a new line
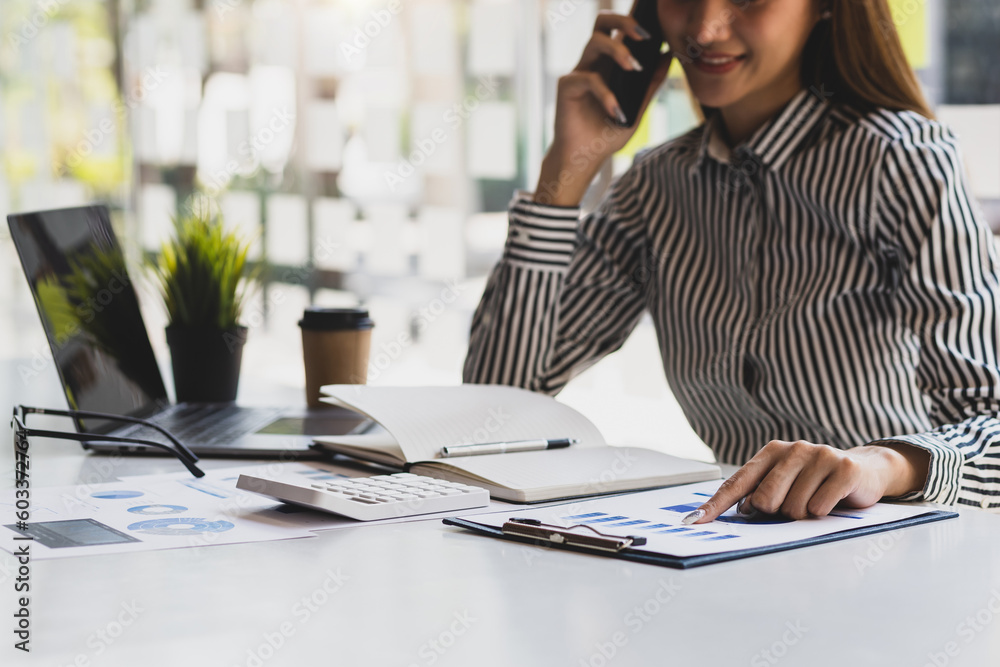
top-left (91, 490), bottom-right (144, 500)
top-left (126, 517), bottom-right (235, 536)
top-left (126, 505), bottom-right (188, 516)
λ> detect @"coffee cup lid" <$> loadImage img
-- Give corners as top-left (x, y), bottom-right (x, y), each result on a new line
top-left (298, 307), bottom-right (374, 331)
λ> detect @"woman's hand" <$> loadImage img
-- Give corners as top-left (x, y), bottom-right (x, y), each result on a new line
top-left (534, 11), bottom-right (673, 207)
top-left (684, 440), bottom-right (931, 524)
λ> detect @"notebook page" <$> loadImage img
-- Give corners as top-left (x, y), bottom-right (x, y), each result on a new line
top-left (311, 430), bottom-right (405, 466)
top-left (320, 384), bottom-right (606, 462)
top-left (429, 447), bottom-right (720, 498)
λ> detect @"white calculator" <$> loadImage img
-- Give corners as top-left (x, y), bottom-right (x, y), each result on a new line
top-left (236, 472), bottom-right (490, 521)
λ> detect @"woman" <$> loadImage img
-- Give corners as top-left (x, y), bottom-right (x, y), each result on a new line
top-left (463, 0), bottom-right (1000, 521)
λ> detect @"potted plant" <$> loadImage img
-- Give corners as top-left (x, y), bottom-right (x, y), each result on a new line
top-left (150, 202), bottom-right (257, 403)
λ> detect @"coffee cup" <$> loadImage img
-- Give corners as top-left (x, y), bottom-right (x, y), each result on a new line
top-left (299, 307), bottom-right (374, 408)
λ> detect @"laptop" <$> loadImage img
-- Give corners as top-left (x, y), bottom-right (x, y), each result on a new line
top-left (7, 204), bottom-right (371, 458)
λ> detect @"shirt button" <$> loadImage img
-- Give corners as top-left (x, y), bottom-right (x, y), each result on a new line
top-left (981, 498), bottom-right (990, 509)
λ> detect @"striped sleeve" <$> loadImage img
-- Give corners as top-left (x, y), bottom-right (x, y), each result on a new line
top-left (463, 171), bottom-right (652, 394)
top-left (866, 120), bottom-right (1000, 509)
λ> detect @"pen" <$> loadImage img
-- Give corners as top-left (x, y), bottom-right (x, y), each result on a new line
top-left (440, 438), bottom-right (578, 458)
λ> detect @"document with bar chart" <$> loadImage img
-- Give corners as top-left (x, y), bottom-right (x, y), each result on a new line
top-left (446, 480), bottom-right (957, 567)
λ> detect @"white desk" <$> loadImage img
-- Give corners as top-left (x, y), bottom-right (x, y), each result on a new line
top-left (3, 368), bottom-right (1000, 666)
top-left (4, 444), bottom-right (1000, 666)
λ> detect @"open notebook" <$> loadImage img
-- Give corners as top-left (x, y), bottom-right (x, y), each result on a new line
top-left (313, 385), bottom-right (721, 503)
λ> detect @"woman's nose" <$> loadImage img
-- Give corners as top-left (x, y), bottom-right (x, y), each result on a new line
top-left (689, 0), bottom-right (735, 46)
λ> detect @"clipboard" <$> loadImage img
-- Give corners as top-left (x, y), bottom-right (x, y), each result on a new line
top-left (443, 510), bottom-right (958, 570)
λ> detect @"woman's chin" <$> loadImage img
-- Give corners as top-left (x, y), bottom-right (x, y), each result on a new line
top-left (688, 85), bottom-right (742, 112)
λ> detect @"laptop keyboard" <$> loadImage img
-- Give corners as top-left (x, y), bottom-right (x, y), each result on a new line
top-left (118, 404), bottom-right (283, 447)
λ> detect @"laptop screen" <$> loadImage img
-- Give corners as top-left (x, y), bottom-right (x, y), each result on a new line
top-left (7, 206), bottom-right (168, 433)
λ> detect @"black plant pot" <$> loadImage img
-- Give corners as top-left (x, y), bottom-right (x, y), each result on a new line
top-left (166, 325), bottom-right (247, 403)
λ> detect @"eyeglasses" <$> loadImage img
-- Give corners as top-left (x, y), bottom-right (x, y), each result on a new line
top-left (11, 405), bottom-right (205, 478)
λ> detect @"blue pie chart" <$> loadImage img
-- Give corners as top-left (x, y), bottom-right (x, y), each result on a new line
top-left (91, 490), bottom-right (144, 500)
top-left (127, 517), bottom-right (235, 536)
top-left (127, 504), bottom-right (188, 516)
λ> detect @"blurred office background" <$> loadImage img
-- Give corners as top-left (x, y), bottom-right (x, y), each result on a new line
top-left (1, 0), bottom-right (998, 459)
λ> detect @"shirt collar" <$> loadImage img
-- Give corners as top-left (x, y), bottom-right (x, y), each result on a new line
top-left (692, 87), bottom-right (831, 173)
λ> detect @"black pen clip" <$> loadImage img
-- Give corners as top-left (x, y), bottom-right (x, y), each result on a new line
top-left (503, 518), bottom-right (646, 552)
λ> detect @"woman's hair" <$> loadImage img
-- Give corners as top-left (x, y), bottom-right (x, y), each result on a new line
top-left (803, 0), bottom-right (933, 119)
top-left (692, 0), bottom-right (934, 121)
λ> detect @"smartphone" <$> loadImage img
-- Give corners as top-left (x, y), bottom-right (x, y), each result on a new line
top-left (596, 0), bottom-right (667, 128)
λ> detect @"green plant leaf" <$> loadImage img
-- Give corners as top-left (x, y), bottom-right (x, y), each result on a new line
top-left (147, 199), bottom-right (257, 330)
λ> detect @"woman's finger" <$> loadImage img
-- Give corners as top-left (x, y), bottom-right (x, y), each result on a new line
top-left (806, 457), bottom-right (863, 517)
top-left (736, 495), bottom-right (755, 515)
top-left (683, 447), bottom-right (779, 524)
top-left (778, 450), bottom-right (842, 519)
top-left (745, 456), bottom-right (807, 515)
top-left (593, 10), bottom-right (654, 41)
top-left (559, 70), bottom-right (627, 124)
top-left (576, 30), bottom-right (644, 72)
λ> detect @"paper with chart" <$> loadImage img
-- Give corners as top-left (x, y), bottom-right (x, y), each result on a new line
top-left (0, 465), bottom-right (326, 560)
top-left (1, 461), bottom-right (512, 560)
top-left (458, 480), bottom-right (942, 558)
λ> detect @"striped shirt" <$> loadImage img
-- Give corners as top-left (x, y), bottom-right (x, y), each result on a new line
top-left (463, 87), bottom-right (1000, 510)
